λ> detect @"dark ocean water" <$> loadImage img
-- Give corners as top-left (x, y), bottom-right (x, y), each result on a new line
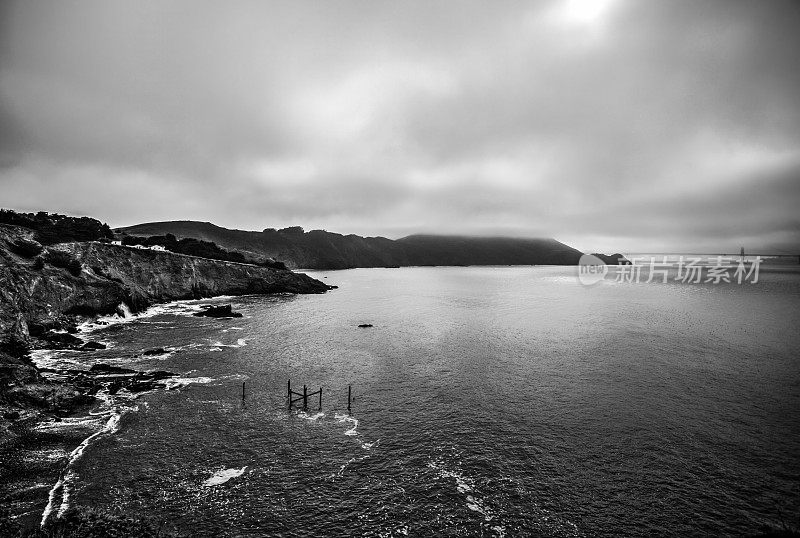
top-left (25, 266), bottom-right (800, 536)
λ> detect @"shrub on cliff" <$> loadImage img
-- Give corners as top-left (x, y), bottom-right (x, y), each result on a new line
top-left (259, 258), bottom-right (287, 270)
top-left (44, 249), bottom-right (82, 276)
top-left (0, 209), bottom-right (113, 245)
top-left (9, 238), bottom-right (43, 258)
top-left (122, 234), bottom-right (249, 264)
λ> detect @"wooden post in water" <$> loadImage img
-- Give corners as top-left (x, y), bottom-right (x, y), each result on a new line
top-left (319, 387), bottom-right (323, 410)
top-left (242, 382), bottom-right (246, 401)
top-left (303, 385), bottom-right (308, 410)
top-left (347, 385), bottom-right (351, 412)
top-left (287, 379), bottom-right (291, 409)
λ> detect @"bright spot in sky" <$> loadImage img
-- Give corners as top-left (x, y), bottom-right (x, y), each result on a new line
top-left (558, 0), bottom-right (619, 25)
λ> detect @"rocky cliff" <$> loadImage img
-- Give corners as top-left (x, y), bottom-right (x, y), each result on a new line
top-left (0, 223), bottom-right (328, 353)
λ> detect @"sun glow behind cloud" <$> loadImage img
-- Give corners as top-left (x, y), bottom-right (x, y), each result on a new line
top-left (557, 0), bottom-right (619, 26)
top-left (0, 0), bottom-right (798, 253)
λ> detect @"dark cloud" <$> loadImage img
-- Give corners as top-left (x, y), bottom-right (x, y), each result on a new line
top-left (1, 0), bottom-right (798, 253)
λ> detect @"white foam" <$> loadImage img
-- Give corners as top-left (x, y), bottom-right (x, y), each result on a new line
top-left (33, 416), bottom-right (106, 433)
top-left (334, 413), bottom-right (359, 436)
top-left (164, 376), bottom-right (216, 390)
top-left (491, 525), bottom-right (507, 537)
top-left (428, 460), bottom-right (501, 525)
top-left (21, 449), bottom-right (69, 464)
top-left (429, 461), bottom-right (474, 494)
top-left (30, 350), bottom-right (85, 371)
top-left (202, 466), bottom-right (247, 487)
top-left (41, 408), bottom-right (125, 526)
top-left (209, 338), bottom-right (248, 349)
top-left (77, 298), bottom-right (210, 334)
top-left (296, 410), bottom-right (325, 421)
top-left (360, 439), bottom-right (380, 450)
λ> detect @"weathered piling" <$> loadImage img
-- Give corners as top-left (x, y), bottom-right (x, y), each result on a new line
top-left (286, 380), bottom-right (325, 411)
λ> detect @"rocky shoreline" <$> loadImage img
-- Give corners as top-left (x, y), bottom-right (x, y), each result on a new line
top-left (0, 221), bottom-right (332, 530)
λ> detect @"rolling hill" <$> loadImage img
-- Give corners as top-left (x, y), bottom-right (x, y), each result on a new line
top-left (117, 221), bottom-right (585, 269)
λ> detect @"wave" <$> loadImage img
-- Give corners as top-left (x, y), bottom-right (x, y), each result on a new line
top-left (40, 407), bottom-right (130, 527)
top-left (77, 298), bottom-right (214, 335)
top-left (30, 350), bottom-right (86, 372)
top-left (296, 410), bottom-right (325, 421)
top-left (427, 459), bottom-right (506, 536)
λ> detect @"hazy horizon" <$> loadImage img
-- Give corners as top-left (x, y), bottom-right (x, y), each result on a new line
top-left (2, 0), bottom-right (799, 254)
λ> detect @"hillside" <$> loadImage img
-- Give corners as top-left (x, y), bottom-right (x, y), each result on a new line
top-left (118, 221), bottom-right (584, 269)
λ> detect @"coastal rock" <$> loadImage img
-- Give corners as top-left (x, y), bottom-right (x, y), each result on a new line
top-left (28, 318), bottom-right (78, 337)
top-left (194, 304), bottom-right (243, 318)
top-left (142, 347), bottom-right (168, 356)
top-left (358, 324), bottom-right (373, 328)
top-left (0, 222), bottom-right (328, 360)
top-left (89, 363), bottom-right (136, 374)
top-left (42, 331), bottom-right (84, 349)
top-left (591, 253), bottom-right (633, 265)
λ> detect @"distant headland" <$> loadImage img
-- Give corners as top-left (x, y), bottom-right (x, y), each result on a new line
top-left (118, 220), bottom-right (585, 269)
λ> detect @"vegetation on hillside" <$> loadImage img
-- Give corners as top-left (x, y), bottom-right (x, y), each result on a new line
top-left (120, 234), bottom-right (287, 269)
top-left (0, 210), bottom-right (113, 245)
top-left (119, 221), bottom-right (586, 269)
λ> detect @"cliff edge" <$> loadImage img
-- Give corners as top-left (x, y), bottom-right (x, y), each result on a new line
top-left (0, 223), bottom-right (328, 354)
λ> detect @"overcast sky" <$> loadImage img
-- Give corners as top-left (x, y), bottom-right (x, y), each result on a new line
top-left (1, 0), bottom-right (798, 253)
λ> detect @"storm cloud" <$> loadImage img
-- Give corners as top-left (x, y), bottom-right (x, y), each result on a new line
top-left (1, 0), bottom-right (798, 252)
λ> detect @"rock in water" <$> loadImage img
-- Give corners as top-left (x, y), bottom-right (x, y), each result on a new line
top-left (194, 304), bottom-right (243, 318)
top-left (90, 363), bottom-right (136, 374)
top-left (358, 324), bottom-right (373, 328)
top-left (42, 331), bottom-right (84, 349)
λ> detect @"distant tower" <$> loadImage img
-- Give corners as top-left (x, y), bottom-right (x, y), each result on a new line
top-left (740, 247), bottom-right (745, 262)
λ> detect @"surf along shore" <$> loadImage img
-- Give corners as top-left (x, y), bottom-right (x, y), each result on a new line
top-left (0, 219), bottom-right (330, 534)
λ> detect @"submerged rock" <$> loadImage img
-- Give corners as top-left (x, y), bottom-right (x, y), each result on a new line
top-left (358, 324), bottom-right (373, 328)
